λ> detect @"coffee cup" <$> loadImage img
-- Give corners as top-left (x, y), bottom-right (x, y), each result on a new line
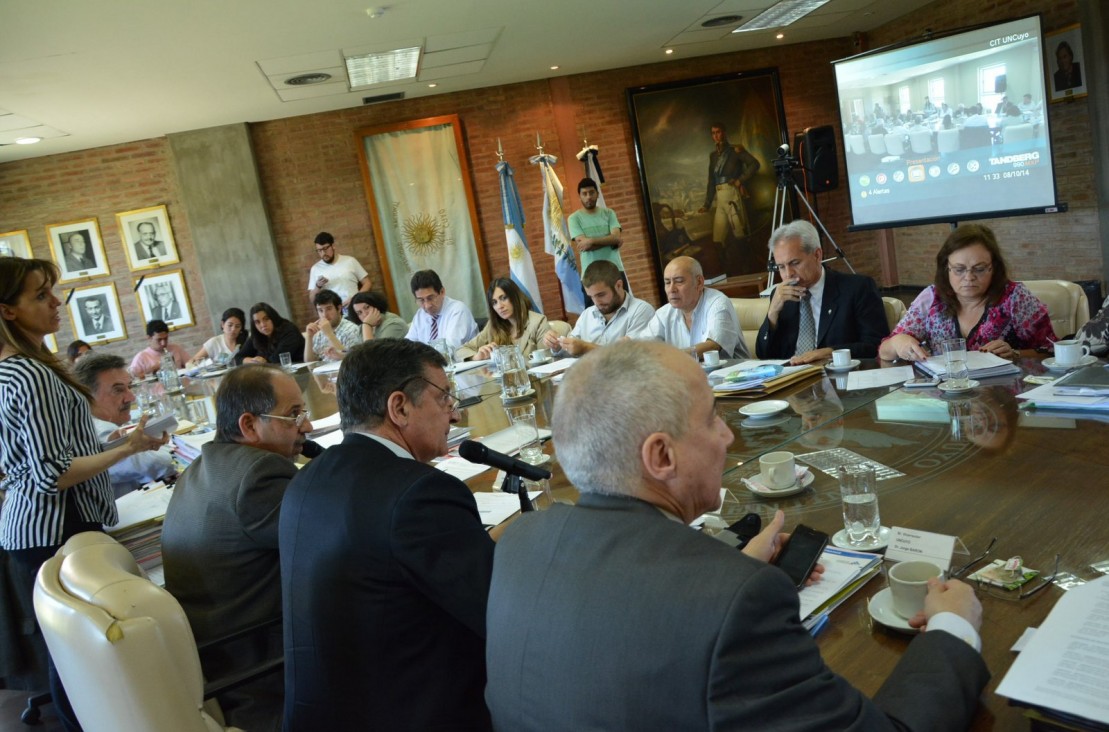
top-left (758, 451), bottom-right (796, 489)
top-left (1053, 339), bottom-right (1090, 367)
top-left (832, 349), bottom-right (851, 368)
top-left (887, 560), bottom-right (943, 619)
top-left (703, 351), bottom-right (721, 367)
top-left (529, 349), bottom-right (549, 364)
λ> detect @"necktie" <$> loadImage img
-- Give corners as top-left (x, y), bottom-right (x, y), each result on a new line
top-left (795, 291), bottom-right (815, 355)
top-left (430, 314), bottom-right (439, 341)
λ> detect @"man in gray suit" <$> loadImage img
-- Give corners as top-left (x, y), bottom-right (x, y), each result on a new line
top-left (162, 364), bottom-right (314, 731)
top-left (485, 340), bottom-right (989, 731)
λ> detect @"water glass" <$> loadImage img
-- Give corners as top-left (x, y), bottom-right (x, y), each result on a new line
top-left (279, 352), bottom-right (293, 370)
top-left (941, 338), bottom-right (969, 389)
top-left (186, 399), bottom-right (210, 429)
top-left (837, 466), bottom-right (881, 546)
top-left (505, 403), bottom-right (542, 463)
top-left (498, 345), bottom-right (529, 398)
top-left (430, 339), bottom-right (454, 369)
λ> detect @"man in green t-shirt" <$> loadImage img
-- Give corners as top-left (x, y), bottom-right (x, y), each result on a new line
top-left (567, 178), bottom-right (628, 294)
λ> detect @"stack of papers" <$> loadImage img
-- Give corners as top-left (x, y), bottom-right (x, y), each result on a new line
top-left (108, 483), bottom-right (175, 586)
top-left (526, 358), bottom-right (575, 377)
top-left (798, 546), bottom-right (883, 631)
top-left (712, 362), bottom-right (822, 398)
top-left (1051, 365), bottom-right (1109, 396)
top-left (447, 426), bottom-right (472, 449)
top-left (171, 430), bottom-right (216, 466)
top-left (1016, 381), bottom-right (1109, 412)
top-left (916, 351), bottom-right (1020, 380)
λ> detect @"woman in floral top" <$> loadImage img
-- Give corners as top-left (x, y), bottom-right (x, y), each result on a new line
top-left (879, 224), bottom-right (1055, 361)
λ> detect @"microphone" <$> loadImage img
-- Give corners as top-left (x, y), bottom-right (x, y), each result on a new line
top-left (458, 440), bottom-right (551, 481)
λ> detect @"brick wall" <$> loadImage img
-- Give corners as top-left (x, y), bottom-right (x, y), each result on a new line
top-left (1, 0), bottom-right (1095, 355)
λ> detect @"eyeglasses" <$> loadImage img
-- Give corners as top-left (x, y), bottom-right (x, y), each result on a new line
top-left (949, 537), bottom-right (997, 578)
top-left (259, 410), bottom-right (311, 428)
top-left (947, 264), bottom-right (992, 278)
top-left (315, 243), bottom-right (333, 253)
top-left (399, 375), bottom-right (460, 412)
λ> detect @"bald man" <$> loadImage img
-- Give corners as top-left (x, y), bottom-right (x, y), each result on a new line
top-left (642, 256), bottom-right (747, 358)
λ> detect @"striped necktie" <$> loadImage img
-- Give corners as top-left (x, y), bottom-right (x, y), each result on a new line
top-left (794, 291), bottom-right (815, 355)
top-left (430, 314), bottom-right (439, 341)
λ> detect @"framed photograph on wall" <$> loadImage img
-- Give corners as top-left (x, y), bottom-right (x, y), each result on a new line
top-left (46, 218), bottom-right (109, 283)
top-left (1045, 24), bottom-right (1087, 102)
top-left (68, 282), bottom-right (127, 344)
top-left (117, 204), bottom-right (180, 271)
top-left (627, 69), bottom-right (792, 291)
top-left (134, 269), bottom-right (193, 330)
top-left (0, 230), bottom-right (33, 258)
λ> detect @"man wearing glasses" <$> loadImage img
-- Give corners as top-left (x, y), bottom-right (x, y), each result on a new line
top-left (163, 364), bottom-right (316, 731)
top-left (306, 231), bottom-right (372, 310)
top-left (281, 339), bottom-right (494, 731)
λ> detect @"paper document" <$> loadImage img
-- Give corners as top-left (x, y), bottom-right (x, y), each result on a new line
top-left (846, 365), bottom-right (913, 390)
top-left (1017, 382), bottom-right (1109, 411)
top-left (450, 359), bottom-right (490, 374)
top-left (797, 546), bottom-right (882, 620)
top-left (474, 491), bottom-right (541, 526)
top-left (917, 350), bottom-right (1020, 379)
top-left (527, 358), bottom-right (575, 376)
top-left (996, 575), bottom-right (1109, 725)
top-left (110, 483), bottom-right (173, 531)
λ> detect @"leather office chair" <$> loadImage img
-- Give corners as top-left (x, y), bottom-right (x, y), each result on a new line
top-left (909, 130), bottom-right (932, 154)
top-left (1020, 280), bottom-right (1090, 339)
top-left (883, 133), bottom-right (905, 156)
top-left (730, 297), bottom-right (770, 357)
top-left (881, 297), bottom-right (907, 332)
top-left (845, 134), bottom-right (867, 155)
top-left (937, 128), bottom-right (960, 154)
top-left (33, 532), bottom-right (242, 732)
top-left (867, 134), bottom-right (887, 156)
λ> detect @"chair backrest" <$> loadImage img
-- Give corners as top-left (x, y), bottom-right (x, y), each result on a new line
top-left (937, 128), bottom-right (960, 153)
top-left (881, 297), bottom-right (907, 332)
top-left (731, 297), bottom-right (770, 357)
top-left (33, 532), bottom-right (232, 732)
top-left (1020, 280), bottom-right (1090, 338)
top-left (883, 133), bottom-right (905, 156)
top-left (1004, 123), bottom-right (1034, 143)
top-left (909, 130), bottom-right (932, 154)
top-left (547, 320), bottom-right (571, 338)
top-left (867, 134), bottom-right (887, 155)
top-left (846, 134), bottom-right (866, 155)
top-left (960, 126), bottom-right (992, 149)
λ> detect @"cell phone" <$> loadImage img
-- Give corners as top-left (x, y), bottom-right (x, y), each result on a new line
top-left (773, 524), bottom-right (828, 589)
top-left (904, 377), bottom-right (940, 388)
top-left (726, 512), bottom-right (762, 551)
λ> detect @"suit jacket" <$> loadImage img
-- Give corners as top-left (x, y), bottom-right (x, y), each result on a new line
top-left (80, 310), bottom-right (111, 335)
top-left (756, 267), bottom-right (889, 359)
top-left (280, 434), bottom-right (495, 731)
top-left (151, 301), bottom-right (181, 322)
top-left (134, 240), bottom-right (168, 261)
top-left (455, 310), bottom-right (550, 361)
top-left (486, 494), bottom-right (989, 732)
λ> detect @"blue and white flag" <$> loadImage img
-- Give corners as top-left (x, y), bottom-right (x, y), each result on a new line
top-left (496, 160), bottom-right (543, 312)
top-left (529, 153), bottom-right (586, 314)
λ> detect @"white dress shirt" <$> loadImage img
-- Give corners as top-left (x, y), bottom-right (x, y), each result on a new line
top-left (405, 295), bottom-right (479, 348)
top-left (569, 292), bottom-right (654, 347)
top-left (642, 287), bottom-right (746, 358)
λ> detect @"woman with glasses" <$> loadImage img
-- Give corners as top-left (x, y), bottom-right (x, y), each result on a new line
top-left (456, 277), bottom-right (551, 361)
top-left (879, 224), bottom-right (1054, 361)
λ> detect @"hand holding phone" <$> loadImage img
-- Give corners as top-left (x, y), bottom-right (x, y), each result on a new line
top-left (772, 524), bottom-right (828, 589)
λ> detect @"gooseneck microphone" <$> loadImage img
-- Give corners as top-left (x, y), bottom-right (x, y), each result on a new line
top-left (458, 440), bottom-right (551, 481)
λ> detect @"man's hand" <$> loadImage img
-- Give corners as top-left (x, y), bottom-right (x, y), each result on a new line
top-left (557, 336), bottom-right (589, 357)
top-left (790, 347), bottom-right (833, 365)
top-left (542, 330), bottom-right (561, 351)
top-left (305, 321), bottom-right (321, 338)
top-left (742, 510), bottom-right (825, 586)
top-left (767, 279), bottom-right (806, 325)
top-left (573, 236), bottom-right (592, 253)
top-left (317, 317), bottom-right (335, 338)
top-left (315, 275), bottom-right (328, 288)
top-left (908, 578), bottom-right (983, 632)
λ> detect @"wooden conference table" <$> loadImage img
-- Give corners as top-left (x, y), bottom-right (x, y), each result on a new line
top-left (200, 356), bottom-right (1105, 730)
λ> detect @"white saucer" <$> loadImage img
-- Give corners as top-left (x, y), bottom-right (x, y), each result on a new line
top-left (738, 400), bottom-right (790, 419)
top-left (502, 387), bottom-right (536, 402)
top-left (868, 588), bottom-right (920, 634)
top-left (832, 526), bottom-right (891, 552)
top-left (1043, 355), bottom-right (1097, 371)
top-left (740, 414), bottom-right (790, 430)
top-left (825, 359), bottom-right (861, 372)
top-left (742, 467), bottom-right (814, 498)
top-left (937, 379), bottom-right (979, 394)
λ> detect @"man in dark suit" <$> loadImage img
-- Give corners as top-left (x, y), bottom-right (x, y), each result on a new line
top-left (756, 219), bottom-right (889, 361)
top-left (485, 341), bottom-right (989, 731)
top-left (280, 339), bottom-right (494, 731)
top-left (133, 221), bottom-right (168, 261)
top-left (79, 297), bottom-right (111, 335)
top-left (162, 365), bottom-right (315, 731)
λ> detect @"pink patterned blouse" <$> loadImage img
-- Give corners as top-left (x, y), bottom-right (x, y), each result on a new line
top-left (886, 281), bottom-right (1056, 351)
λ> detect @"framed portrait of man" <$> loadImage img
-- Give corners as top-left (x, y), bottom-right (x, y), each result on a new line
top-left (117, 204), bottom-right (180, 271)
top-left (68, 283), bottom-right (127, 344)
top-left (0, 229), bottom-right (33, 259)
top-left (46, 218), bottom-right (110, 284)
top-left (134, 269), bottom-right (193, 330)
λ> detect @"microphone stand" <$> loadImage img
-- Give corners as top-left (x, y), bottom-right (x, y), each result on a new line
top-left (501, 474), bottom-right (535, 513)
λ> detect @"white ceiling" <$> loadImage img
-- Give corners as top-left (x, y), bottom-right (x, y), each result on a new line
top-left (0, 0), bottom-right (931, 163)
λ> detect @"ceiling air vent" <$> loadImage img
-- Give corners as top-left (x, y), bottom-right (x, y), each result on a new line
top-left (285, 73), bottom-right (333, 86)
top-left (362, 92), bottom-right (406, 104)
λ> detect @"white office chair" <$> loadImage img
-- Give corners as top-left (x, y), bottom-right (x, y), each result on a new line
top-left (731, 297), bottom-right (770, 357)
top-left (33, 532), bottom-right (242, 732)
top-left (1004, 124), bottom-right (1034, 144)
top-left (867, 134), bottom-right (887, 155)
top-left (845, 134), bottom-right (867, 155)
top-left (881, 297), bottom-right (908, 332)
top-left (1020, 280), bottom-right (1090, 338)
top-left (883, 133), bottom-right (905, 156)
top-left (547, 320), bottom-right (571, 337)
top-left (937, 128), bottom-right (960, 154)
top-left (909, 131), bottom-right (932, 154)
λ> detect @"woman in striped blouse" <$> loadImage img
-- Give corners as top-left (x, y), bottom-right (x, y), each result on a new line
top-left (1, 258), bottom-right (165, 727)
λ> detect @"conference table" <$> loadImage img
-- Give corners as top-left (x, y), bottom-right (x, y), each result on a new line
top-left (187, 355), bottom-right (1106, 729)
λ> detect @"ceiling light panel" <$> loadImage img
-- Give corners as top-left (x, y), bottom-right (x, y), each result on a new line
top-left (345, 46), bottom-right (422, 88)
top-left (733, 0), bottom-right (833, 32)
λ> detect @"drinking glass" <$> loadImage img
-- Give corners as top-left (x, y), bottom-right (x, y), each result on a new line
top-left (279, 352), bottom-right (293, 370)
top-left (497, 345), bottom-right (529, 399)
top-left (505, 403), bottom-right (542, 463)
top-left (186, 399), bottom-right (210, 429)
top-left (941, 338), bottom-right (969, 389)
top-left (430, 339), bottom-right (454, 370)
top-left (837, 466), bottom-right (881, 546)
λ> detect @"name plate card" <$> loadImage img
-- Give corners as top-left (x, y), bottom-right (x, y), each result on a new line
top-left (885, 527), bottom-right (956, 571)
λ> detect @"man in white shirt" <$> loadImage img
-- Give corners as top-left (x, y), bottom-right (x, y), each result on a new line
top-left (405, 269), bottom-right (478, 348)
top-left (304, 289), bottom-right (362, 362)
top-left (74, 353), bottom-right (176, 497)
top-left (306, 232), bottom-right (372, 310)
top-left (543, 260), bottom-right (651, 356)
top-left (642, 256), bottom-right (747, 359)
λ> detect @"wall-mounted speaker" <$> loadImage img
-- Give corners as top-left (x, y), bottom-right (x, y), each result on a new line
top-left (793, 125), bottom-right (838, 193)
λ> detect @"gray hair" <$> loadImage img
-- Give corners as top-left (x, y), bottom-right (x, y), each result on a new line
top-left (552, 340), bottom-right (690, 496)
top-left (73, 353), bottom-right (127, 393)
top-left (768, 219), bottom-right (820, 254)
top-left (215, 364), bottom-right (282, 442)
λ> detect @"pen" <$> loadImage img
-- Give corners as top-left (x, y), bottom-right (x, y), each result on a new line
top-left (809, 612), bottom-right (830, 637)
